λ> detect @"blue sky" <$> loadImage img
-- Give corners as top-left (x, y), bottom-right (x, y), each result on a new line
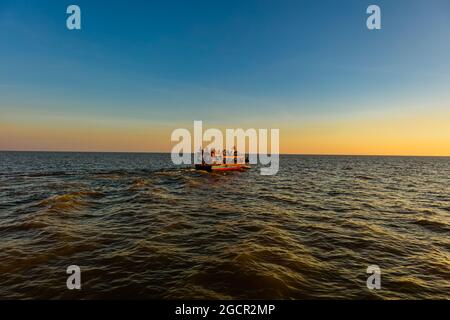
top-left (1, 0), bottom-right (449, 153)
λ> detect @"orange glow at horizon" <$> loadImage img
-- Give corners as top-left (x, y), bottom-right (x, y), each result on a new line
top-left (1, 110), bottom-right (449, 156)
top-left (281, 111), bottom-right (450, 156)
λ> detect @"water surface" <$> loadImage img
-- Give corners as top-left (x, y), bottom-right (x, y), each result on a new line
top-left (0, 152), bottom-right (449, 299)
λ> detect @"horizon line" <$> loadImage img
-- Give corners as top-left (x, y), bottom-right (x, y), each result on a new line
top-left (1, 149), bottom-right (449, 157)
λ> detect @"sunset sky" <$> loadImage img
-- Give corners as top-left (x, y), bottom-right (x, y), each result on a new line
top-left (1, 0), bottom-right (449, 155)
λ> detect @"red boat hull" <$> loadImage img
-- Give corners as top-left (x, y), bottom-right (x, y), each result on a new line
top-left (195, 164), bottom-right (250, 172)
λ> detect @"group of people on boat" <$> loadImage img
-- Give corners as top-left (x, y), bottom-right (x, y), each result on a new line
top-left (199, 146), bottom-right (244, 165)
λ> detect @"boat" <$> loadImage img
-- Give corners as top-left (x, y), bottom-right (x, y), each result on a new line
top-left (195, 155), bottom-right (250, 172)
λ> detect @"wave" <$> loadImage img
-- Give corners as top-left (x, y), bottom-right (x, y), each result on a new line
top-left (355, 175), bottom-right (375, 181)
top-left (36, 190), bottom-right (103, 212)
top-left (413, 219), bottom-right (450, 233)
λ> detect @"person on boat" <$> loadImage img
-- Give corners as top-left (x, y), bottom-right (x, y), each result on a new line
top-left (223, 149), bottom-right (227, 164)
top-left (233, 146), bottom-right (238, 164)
top-left (211, 148), bottom-right (216, 164)
top-left (201, 148), bottom-right (205, 165)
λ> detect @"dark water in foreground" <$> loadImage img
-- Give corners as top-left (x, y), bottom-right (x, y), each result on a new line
top-left (0, 152), bottom-right (449, 299)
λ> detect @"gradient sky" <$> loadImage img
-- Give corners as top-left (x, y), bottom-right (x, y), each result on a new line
top-left (1, 0), bottom-right (449, 155)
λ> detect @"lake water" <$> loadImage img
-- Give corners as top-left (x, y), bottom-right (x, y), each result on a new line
top-left (0, 152), bottom-right (449, 299)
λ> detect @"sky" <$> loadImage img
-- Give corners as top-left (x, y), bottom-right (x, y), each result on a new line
top-left (0, 0), bottom-right (449, 155)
